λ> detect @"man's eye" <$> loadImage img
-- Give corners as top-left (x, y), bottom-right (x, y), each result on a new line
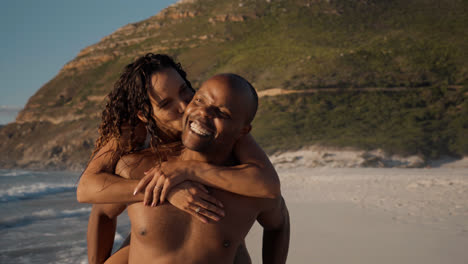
top-left (218, 110), bottom-right (230, 119)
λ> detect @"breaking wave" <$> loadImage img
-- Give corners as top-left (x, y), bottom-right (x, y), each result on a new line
top-left (0, 207), bottom-right (91, 230)
top-left (0, 170), bottom-right (34, 177)
top-left (0, 183), bottom-right (76, 202)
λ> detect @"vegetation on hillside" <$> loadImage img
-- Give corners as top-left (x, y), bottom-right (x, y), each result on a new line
top-left (20, 0), bottom-right (467, 120)
top-left (253, 85), bottom-right (468, 159)
top-left (1, 0), bottom-right (467, 170)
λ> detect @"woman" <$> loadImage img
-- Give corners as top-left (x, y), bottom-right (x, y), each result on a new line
top-left (77, 53), bottom-right (280, 263)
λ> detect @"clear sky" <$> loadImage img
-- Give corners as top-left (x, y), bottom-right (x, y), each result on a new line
top-left (0, 0), bottom-right (177, 124)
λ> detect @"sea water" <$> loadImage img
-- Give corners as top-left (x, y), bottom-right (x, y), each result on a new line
top-left (0, 169), bottom-right (130, 264)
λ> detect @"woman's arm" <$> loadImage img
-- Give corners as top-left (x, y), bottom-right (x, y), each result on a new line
top-left (87, 203), bottom-right (127, 264)
top-left (111, 150), bottom-right (226, 222)
top-left (190, 134), bottom-right (280, 197)
top-left (232, 133), bottom-right (280, 197)
top-left (77, 138), bottom-right (144, 204)
top-left (139, 134), bottom-right (281, 204)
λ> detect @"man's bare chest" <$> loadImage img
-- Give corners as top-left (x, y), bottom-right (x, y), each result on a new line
top-left (127, 189), bottom-right (260, 253)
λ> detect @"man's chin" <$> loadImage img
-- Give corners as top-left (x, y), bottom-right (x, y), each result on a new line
top-left (182, 140), bottom-right (211, 153)
top-left (181, 131), bottom-right (212, 152)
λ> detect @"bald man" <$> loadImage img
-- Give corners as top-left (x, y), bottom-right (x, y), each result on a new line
top-left (113, 74), bottom-right (289, 264)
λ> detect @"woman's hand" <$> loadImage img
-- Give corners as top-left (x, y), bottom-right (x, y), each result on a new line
top-left (166, 181), bottom-right (225, 223)
top-left (133, 161), bottom-right (194, 206)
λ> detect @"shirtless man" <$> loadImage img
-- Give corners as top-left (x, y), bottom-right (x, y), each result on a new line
top-left (115, 74), bottom-right (290, 264)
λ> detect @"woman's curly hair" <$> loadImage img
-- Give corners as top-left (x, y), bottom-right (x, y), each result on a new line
top-left (91, 53), bottom-right (193, 164)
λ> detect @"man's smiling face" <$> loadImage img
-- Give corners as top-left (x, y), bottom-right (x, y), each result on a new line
top-left (181, 75), bottom-right (253, 154)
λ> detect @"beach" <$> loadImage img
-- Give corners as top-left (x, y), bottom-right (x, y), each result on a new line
top-left (247, 167), bottom-right (468, 264)
top-left (1, 165), bottom-right (467, 263)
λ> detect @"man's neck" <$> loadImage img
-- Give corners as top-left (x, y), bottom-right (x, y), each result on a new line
top-left (179, 147), bottom-right (231, 165)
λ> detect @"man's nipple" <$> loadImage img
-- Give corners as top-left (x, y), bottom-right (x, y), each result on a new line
top-left (223, 240), bottom-right (231, 248)
top-left (139, 228), bottom-right (147, 236)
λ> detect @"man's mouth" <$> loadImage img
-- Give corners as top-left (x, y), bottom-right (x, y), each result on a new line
top-left (189, 120), bottom-right (214, 137)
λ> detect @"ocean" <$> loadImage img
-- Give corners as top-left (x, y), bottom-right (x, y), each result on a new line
top-left (0, 169), bottom-right (130, 264)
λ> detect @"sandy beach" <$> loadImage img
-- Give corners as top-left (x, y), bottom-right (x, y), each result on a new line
top-left (246, 166), bottom-right (468, 263)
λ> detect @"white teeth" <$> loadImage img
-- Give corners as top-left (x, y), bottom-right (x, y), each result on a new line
top-left (190, 121), bottom-right (212, 136)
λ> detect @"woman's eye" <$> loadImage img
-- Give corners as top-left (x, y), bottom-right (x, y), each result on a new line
top-left (158, 100), bottom-right (170, 108)
top-left (181, 85), bottom-right (193, 94)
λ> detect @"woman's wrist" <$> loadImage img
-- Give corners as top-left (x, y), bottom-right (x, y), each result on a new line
top-left (184, 160), bottom-right (205, 182)
top-left (187, 161), bottom-right (197, 180)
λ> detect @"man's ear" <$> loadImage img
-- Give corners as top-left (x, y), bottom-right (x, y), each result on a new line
top-left (240, 124), bottom-right (252, 135)
top-left (137, 111), bottom-right (148, 123)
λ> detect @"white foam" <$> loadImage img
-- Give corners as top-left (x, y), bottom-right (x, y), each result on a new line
top-left (54, 244), bottom-right (87, 264)
top-left (32, 209), bottom-right (56, 217)
top-left (114, 232), bottom-right (124, 243)
top-left (0, 207), bottom-right (91, 230)
top-left (0, 170), bottom-right (31, 177)
top-left (0, 183), bottom-right (76, 202)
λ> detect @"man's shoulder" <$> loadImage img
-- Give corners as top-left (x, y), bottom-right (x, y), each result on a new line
top-left (115, 149), bottom-right (157, 179)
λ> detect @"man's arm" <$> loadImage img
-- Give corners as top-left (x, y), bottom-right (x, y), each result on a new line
top-left (257, 197), bottom-right (290, 264)
top-left (87, 203), bottom-right (127, 264)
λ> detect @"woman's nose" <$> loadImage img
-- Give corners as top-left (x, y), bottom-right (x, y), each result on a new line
top-left (178, 99), bottom-right (188, 114)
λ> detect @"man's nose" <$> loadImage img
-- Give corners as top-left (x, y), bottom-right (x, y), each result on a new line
top-left (197, 105), bottom-right (214, 118)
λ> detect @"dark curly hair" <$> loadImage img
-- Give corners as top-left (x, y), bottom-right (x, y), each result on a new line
top-left (91, 53), bottom-right (193, 164)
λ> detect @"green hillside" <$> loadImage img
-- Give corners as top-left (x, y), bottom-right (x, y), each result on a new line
top-left (254, 86), bottom-right (468, 158)
top-left (1, 0), bottom-right (467, 170)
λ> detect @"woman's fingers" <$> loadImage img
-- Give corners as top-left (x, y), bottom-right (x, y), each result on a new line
top-left (144, 172), bottom-right (160, 205)
top-left (144, 181), bottom-right (155, 206)
top-left (198, 190), bottom-right (224, 209)
top-left (163, 182), bottom-right (224, 223)
top-left (134, 173), bottom-right (153, 195)
top-left (159, 177), bottom-right (173, 204)
top-left (144, 166), bottom-right (156, 175)
top-left (185, 206), bottom-right (208, 224)
top-left (151, 175), bottom-right (166, 207)
top-left (159, 173), bottom-right (188, 204)
top-left (193, 182), bottom-right (209, 193)
top-left (189, 199), bottom-right (224, 222)
top-left (196, 197), bottom-right (225, 218)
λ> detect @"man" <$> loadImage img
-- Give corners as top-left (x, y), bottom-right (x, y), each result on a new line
top-left (112, 73), bottom-right (289, 263)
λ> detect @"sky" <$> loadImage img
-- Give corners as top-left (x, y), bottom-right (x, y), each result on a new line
top-left (0, 0), bottom-right (177, 124)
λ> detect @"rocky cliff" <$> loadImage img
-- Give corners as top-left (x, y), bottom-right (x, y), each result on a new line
top-left (1, 0), bottom-right (467, 171)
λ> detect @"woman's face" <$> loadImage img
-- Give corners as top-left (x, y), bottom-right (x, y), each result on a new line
top-left (147, 67), bottom-right (194, 139)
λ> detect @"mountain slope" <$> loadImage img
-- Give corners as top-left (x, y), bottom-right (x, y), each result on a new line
top-left (1, 0), bottom-right (467, 170)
